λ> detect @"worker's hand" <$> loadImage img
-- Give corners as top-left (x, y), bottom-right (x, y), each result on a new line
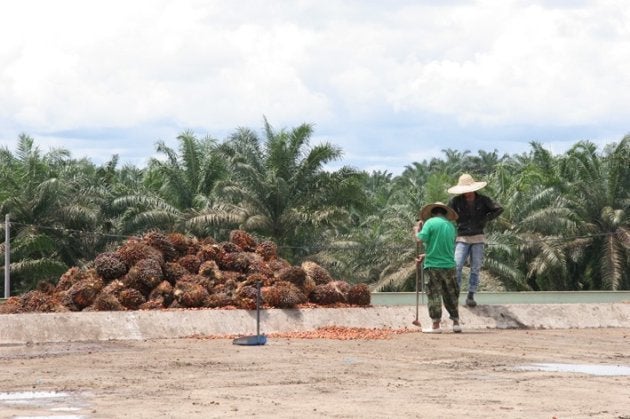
top-left (413, 220), bottom-right (423, 234)
top-left (416, 253), bottom-right (425, 264)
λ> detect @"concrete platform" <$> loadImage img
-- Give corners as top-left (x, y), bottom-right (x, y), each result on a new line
top-left (372, 290), bottom-right (630, 305)
top-left (1, 302), bottom-right (629, 344)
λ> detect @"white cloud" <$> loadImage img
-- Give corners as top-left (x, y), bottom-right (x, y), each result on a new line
top-left (390, 1), bottom-right (630, 126)
top-left (0, 0), bottom-right (628, 174)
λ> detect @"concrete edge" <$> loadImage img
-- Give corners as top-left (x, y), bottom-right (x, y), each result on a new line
top-left (1, 303), bottom-right (629, 344)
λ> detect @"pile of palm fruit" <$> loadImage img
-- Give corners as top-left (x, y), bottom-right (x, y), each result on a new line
top-left (0, 230), bottom-right (370, 313)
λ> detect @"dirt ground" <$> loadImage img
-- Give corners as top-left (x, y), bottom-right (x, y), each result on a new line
top-left (0, 328), bottom-right (629, 419)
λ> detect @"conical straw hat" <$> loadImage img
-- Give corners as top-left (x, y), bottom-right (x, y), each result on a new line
top-left (419, 202), bottom-right (458, 222)
top-left (447, 173), bottom-right (487, 194)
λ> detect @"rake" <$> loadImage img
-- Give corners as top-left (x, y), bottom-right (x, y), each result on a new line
top-left (233, 281), bottom-right (267, 346)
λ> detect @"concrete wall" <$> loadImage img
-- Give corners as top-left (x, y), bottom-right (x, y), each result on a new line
top-left (1, 303), bottom-right (629, 344)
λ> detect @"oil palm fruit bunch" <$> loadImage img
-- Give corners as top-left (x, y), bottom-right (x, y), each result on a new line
top-left (0, 230), bottom-right (370, 313)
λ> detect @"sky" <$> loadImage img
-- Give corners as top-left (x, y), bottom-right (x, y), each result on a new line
top-left (1, 0), bottom-right (629, 175)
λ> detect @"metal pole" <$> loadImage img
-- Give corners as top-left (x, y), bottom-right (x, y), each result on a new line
top-left (412, 239), bottom-right (422, 327)
top-left (414, 272), bottom-right (419, 323)
top-left (256, 281), bottom-right (261, 337)
top-left (420, 260), bottom-right (424, 306)
top-left (4, 213), bottom-right (10, 298)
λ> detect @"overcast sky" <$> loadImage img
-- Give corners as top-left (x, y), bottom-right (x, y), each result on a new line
top-left (1, 0), bottom-right (628, 174)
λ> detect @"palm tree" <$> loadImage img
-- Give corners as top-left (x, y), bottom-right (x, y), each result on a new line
top-left (0, 135), bottom-right (104, 292)
top-left (467, 149), bottom-right (506, 176)
top-left (428, 149), bottom-right (471, 176)
top-left (208, 118), bottom-right (364, 261)
top-left (559, 138), bottom-right (630, 290)
top-left (484, 143), bottom-right (584, 291)
top-left (113, 131), bottom-right (228, 236)
top-left (486, 138), bottom-right (629, 291)
top-left (147, 131), bottom-right (228, 209)
top-left (390, 162), bottom-right (429, 212)
top-left (315, 170), bottom-right (413, 287)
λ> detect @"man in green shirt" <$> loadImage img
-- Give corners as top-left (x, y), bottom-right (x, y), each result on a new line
top-left (414, 202), bottom-right (462, 334)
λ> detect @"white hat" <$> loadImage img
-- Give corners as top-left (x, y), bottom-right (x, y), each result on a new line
top-left (447, 173), bottom-right (487, 194)
top-left (419, 202), bottom-right (458, 222)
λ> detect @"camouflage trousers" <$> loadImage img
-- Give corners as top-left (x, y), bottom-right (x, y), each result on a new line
top-left (424, 268), bottom-right (460, 322)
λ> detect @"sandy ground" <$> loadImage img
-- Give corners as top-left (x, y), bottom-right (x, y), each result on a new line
top-left (0, 328), bottom-right (629, 419)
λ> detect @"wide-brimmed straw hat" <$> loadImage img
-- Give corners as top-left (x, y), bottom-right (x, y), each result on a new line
top-left (447, 173), bottom-right (487, 194)
top-left (419, 202), bottom-right (458, 222)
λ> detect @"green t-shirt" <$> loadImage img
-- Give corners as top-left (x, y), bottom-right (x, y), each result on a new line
top-left (416, 215), bottom-right (456, 269)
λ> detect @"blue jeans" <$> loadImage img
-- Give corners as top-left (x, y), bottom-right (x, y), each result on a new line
top-left (454, 242), bottom-right (484, 293)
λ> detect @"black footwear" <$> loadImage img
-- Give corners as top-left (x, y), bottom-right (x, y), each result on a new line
top-left (465, 293), bottom-right (477, 307)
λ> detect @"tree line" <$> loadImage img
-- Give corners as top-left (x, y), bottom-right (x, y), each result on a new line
top-left (1, 119), bottom-right (628, 295)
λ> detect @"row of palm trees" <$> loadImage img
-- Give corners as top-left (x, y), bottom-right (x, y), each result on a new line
top-left (1, 120), bottom-right (628, 295)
